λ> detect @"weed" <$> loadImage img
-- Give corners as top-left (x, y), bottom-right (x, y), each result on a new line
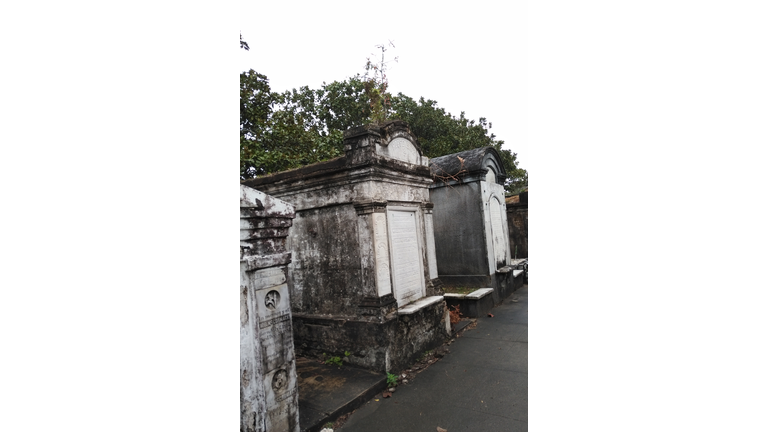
top-left (323, 350), bottom-right (351, 367)
top-left (386, 373), bottom-right (398, 387)
top-left (324, 355), bottom-right (343, 367)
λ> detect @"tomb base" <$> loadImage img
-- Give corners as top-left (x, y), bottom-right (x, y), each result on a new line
top-left (440, 273), bottom-right (519, 305)
top-left (292, 297), bottom-right (449, 373)
top-left (444, 288), bottom-right (495, 318)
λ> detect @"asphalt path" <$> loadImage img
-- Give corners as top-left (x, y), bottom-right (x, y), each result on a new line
top-left (338, 284), bottom-right (528, 432)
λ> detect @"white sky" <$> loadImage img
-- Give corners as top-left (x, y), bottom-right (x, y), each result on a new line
top-left (240, 0), bottom-right (529, 171)
top-left (6, 1), bottom-right (768, 430)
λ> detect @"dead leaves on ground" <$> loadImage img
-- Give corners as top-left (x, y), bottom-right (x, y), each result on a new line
top-left (449, 304), bottom-right (462, 324)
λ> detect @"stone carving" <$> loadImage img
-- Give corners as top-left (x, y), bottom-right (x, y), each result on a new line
top-left (272, 369), bottom-right (287, 391)
top-left (265, 290), bottom-right (280, 310)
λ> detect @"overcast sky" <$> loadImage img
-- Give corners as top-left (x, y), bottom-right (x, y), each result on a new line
top-left (5, 1), bottom-right (768, 429)
top-left (240, 0), bottom-right (529, 170)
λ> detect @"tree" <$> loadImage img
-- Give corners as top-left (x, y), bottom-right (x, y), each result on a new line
top-left (239, 43), bottom-right (527, 193)
top-left (390, 94), bottom-right (527, 194)
top-left (240, 71), bottom-right (344, 178)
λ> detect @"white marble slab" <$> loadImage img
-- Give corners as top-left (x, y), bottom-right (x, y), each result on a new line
top-left (398, 295), bottom-right (444, 315)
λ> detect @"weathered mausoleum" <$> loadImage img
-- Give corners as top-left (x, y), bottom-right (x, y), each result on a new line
top-left (240, 185), bottom-right (300, 432)
top-left (429, 147), bottom-right (521, 303)
top-left (241, 121), bottom-right (450, 373)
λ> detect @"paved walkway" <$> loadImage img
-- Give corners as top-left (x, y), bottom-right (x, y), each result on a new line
top-left (338, 284), bottom-right (528, 432)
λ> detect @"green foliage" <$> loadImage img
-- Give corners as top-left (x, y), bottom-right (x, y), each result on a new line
top-left (386, 373), bottom-right (398, 387)
top-left (324, 354), bottom-right (343, 367)
top-left (239, 43), bottom-right (527, 191)
top-left (240, 71), bottom-right (345, 179)
top-left (322, 351), bottom-right (351, 367)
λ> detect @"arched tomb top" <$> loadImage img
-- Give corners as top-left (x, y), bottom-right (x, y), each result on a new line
top-left (379, 136), bottom-right (422, 165)
top-left (375, 121), bottom-right (426, 166)
top-left (429, 146), bottom-right (508, 184)
top-left (343, 120), bottom-right (427, 167)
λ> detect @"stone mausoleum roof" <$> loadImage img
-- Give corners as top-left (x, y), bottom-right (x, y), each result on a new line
top-left (429, 146), bottom-right (507, 184)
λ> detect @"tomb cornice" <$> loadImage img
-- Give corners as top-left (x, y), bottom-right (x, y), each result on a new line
top-left (353, 200), bottom-right (388, 215)
top-left (242, 157), bottom-right (431, 196)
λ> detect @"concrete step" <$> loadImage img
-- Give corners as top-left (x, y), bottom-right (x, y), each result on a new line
top-left (296, 357), bottom-right (387, 432)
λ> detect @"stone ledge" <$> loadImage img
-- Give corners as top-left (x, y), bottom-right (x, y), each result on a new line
top-left (466, 288), bottom-right (494, 300)
top-left (443, 287), bottom-right (496, 318)
top-left (398, 296), bottom-right (444, 315)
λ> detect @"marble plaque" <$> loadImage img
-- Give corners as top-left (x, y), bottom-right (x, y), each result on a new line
top-left (388, 210), bottom-right (424, 306)
top-left (490, 197), bottom-right (507, 267)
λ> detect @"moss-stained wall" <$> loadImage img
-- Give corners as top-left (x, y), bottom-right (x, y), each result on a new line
top-left (430, 183), bottom-right (489, 276)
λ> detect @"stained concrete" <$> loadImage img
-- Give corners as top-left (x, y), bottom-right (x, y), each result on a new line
top-left (296, 358), bottom-right (386, 432)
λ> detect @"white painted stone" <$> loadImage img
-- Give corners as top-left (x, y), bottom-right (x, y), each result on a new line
top-left (513, 269), bottom-right (524, 278)
top-left (398, 295), bottom-right (444, 315)
top-left (372, 212), bottom-right (392, 297)
top-left (387, 209), bottom-right (425, 306)
top-left (481, 181), bottom-right (511, 273)
top-left (485, 167), bottom-right (496, 184)
top-left (241, 185), bottom-right (299, 432)
top-left (377, 136), bottom-right (422, 165)
top-left (250, 267), bottom-right (286, 291)
top-left (466, 288), bottom-right (494, 300)
top-left (423, 211), bottom-right (438, 280)
top-left (241, 184), bottom-right (294, 216)
top-left (490, 196), bottom-right (506, 266)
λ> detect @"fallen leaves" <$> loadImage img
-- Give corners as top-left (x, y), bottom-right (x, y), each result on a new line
top-left (382, 391), bottom-right (392, 398)
top-left (449, 304), bottom-right (462, 324)
top-left (487, 313), bottom-right (494, 318)
top-left (437, 427), bottom-right (448, 432)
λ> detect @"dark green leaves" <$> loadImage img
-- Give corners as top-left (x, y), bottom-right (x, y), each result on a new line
top-left (240, 69), bottom-right (527, 194)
